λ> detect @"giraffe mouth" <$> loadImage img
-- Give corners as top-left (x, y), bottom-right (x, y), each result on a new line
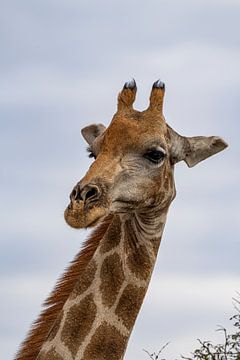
top-left (64, 200), bottom-right (108, 229)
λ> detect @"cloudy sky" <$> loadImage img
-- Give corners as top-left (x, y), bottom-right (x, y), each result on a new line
top-left (1, 0), bottom-right (240, 359)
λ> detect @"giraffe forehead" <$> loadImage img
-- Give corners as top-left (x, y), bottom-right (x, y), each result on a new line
top-left (102, 113), bottom-right (168, 152)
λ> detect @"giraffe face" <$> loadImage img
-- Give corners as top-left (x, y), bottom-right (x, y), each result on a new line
top-left (64, 80), bottom-right (227, 228)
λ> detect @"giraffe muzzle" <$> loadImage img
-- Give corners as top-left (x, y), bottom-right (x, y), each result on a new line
top-left (65, 182), bottom-right (109, 228)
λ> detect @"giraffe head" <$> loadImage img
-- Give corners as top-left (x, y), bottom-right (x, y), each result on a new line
top-left (64, 80), bottom-right (227, 228)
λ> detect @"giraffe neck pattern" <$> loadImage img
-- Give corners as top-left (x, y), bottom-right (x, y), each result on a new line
top-left (37, 207), bottom-right (169, 360)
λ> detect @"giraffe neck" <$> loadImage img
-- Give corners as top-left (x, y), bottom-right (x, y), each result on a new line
top-left (37, 207), bottom-right (169, 360)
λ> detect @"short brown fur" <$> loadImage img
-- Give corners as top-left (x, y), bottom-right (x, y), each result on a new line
top-left (61, 294), bottom-right (97, 356)
top-left (115, 284), bottom-right (146, 330)
top-left (82, 322), bottom-right (127, 360)
top-left (70, 260), bottom-right (97, 299)
top-left (100, 215), bottom-right (122, 254)
top-left (100, 253), bottom-right (125, 307)
top-left (37, 348), bottom-right (64, 360)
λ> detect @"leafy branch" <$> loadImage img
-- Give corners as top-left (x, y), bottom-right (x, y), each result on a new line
top-left (144, 295), bottom-right (240, 360)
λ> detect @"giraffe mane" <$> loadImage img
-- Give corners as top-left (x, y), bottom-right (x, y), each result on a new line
top-left (15, 214), bottom-right (113, 360)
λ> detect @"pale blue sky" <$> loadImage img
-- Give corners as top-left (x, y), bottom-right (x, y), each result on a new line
top-left (1, 1), bottom-right (240, 359)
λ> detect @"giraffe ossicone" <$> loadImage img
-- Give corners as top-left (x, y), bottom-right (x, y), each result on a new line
top-left (16, 80), bottom-right (228, 360)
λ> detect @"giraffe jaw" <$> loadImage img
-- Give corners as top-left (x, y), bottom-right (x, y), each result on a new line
top-left (64, 200), bottom-right (108, 228)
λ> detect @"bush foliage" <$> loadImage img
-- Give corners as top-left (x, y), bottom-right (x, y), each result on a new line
top-left (144, 296), bottom-right (240, 360)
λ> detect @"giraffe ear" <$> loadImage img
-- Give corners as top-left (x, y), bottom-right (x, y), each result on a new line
top-left (168, 126), bottom-right (228, 167)
top-left (81, 124), bottom-right (106, 145)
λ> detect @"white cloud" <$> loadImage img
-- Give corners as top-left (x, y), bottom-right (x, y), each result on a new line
top-left (0, 66), bottom-right (112, 107)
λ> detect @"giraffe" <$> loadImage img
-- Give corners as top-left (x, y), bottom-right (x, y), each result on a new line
top-left (16, 79), bottom-right (228, 360)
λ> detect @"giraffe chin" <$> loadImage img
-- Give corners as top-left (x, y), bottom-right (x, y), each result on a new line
top-left (64, 201), bottom-right (107, 229)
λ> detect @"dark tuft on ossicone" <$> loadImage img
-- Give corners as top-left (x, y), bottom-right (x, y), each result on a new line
top-left (153, 79), bottom-right (165, 89)
top-left (123, 78), bottom-right (137, 90)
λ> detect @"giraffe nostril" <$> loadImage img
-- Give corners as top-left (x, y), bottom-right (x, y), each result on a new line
top-left (80, 185), bottom-right (100, 203)
top-left (70, 185), bottom-right (82, 202)
top-left (70, 184), bottom-right (100, 203)
top-left (85, 188), bottom-right (98, 201)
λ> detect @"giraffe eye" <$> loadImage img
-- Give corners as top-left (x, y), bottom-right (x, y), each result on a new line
top-left (144, 149), bottom-right (166, 164)
top-left (86, 147), bottom-right (96, 159)
top-left (88, 152), bottom-right (96, 159)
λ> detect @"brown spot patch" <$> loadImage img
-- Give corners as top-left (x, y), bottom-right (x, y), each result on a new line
top-left (82, 322), bottom-right (127, 360)
top-left (46, 310), bottom-right (63, 342)
top-left (37, 348), bottom-right (63, 360)
top-left (124, 219), bottom-right (139, 253)
top-left (100, 253), bottom-right (124, 307)
top-left (71, 260), bottom-right (97, 299)
top-left (61, 294), bottom-right (96, 357)
top-left (127, 243), bottom-right (152, 281)
top-left (116, 284), bottom-right (146, 330)
top-left (100, 215), bottom-right (122, 254)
